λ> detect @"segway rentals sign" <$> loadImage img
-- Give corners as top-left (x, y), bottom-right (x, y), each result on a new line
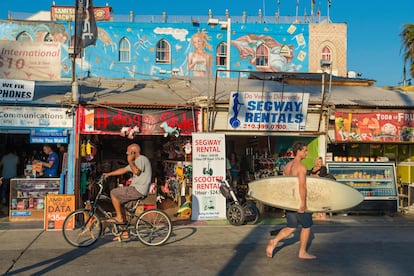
top-left (192, 133), bottom-right (226, 220)
top-left (228, 91), bottom-right (309, 131)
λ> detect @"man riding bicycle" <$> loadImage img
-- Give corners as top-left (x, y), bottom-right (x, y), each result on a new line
top-left (103, 143), bottom-right (152, 225)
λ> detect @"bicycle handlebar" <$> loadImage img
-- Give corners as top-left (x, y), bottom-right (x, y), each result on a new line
top-left (96, 175), bottom-right (106, 188)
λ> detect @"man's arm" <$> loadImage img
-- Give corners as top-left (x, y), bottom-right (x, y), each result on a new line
top-left (105, 167), bottom-right (128, 178)
top-left (298, 166), bottom-right (307, 213)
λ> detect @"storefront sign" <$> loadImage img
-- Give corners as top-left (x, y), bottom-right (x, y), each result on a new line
top-left (191, 133), bottom-right (226, 220)
top-left (30, 128), bottom-right (68, 143)
top-left (0, 106), bottom-right (72, 128)
top-left (30, 137), bottom-right (68, 143)
top-left (0, 79), bottom-right (34, 101)
top-left (227, 91), bottom-right (309, 131)
top-left (44, 194), bottom-right (75, 230)
top-left (335, 111), bottom-right (414, 142)
top-left (79, 106), bottom-right (199, 135)
top-left (31, 128), bottom-right (68, 137)
top-left (0, 41), bottom-right (61, 81)
top-left (51, 5), bottom-right (111, 21)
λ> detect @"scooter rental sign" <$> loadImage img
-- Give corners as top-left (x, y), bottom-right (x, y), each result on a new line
top-left (192, 133), bottom-right (226, 220)
top-left (228, 91), bottom-right (309, 131)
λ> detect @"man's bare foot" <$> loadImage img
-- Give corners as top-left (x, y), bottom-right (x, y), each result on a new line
top-left (266, 240), bottom-right (284, 257)
top-left (298, 252), bottom-right (317, 259)
top-left (266, 240), bottom-right (277, 257)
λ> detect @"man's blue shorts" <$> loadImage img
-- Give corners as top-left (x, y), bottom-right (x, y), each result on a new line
top-left (286, 210), bottom-right (313, 228)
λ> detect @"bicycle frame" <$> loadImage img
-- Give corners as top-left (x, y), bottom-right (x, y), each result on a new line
top-left (63, 175), bottom-right (172, 247)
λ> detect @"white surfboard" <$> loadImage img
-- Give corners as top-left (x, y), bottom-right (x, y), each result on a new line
top-left (248, 176), bottom-right (364, 212)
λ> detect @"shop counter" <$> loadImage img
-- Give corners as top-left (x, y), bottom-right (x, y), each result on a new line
top-left (9, 178), bottom-right (60, 222)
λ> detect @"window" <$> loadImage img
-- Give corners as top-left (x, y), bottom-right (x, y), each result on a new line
top-left (216, 42), bottom-right (227, 66)
top-left (16, 32), bottom-right (32, 41)
top-left (119, 37), bottom-right (130, 62)
top-left (321, 46), bottom-right (332, 62)
top-left (156, 39), bottom-right (170, 64)
top-left (44, 33), bottom-right (54, 42)
top-left (255, 44), bottom-right (269, 67)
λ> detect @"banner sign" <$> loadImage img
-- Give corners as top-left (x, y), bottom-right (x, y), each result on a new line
top-left (74, 0), bottom-right (98, 53)
top-left (51, 5), bottom-right (111, 21)
top-left (79, 106), bottom-right (199, 135)
top-left (44, 194), bottom-right (75, 230)
top-left (0, 41), bottom-right (61, 81)
top-left (191, 133), bottom-right (226, 220)
top-left (335, 111), bottom-right (414, 142)
top-left (0, 79), bottom-right (35, 101)
top-left (0, 106), bottom-right (72, 128)
top-left (227, 91), bottom-right (309, 131)
top-left (30, 136), bottom-right (68, 144)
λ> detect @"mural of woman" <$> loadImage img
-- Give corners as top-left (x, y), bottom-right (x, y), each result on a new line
top-left (187, 30), bottom-right (213, 77)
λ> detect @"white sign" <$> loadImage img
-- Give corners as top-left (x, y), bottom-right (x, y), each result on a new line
top-left (191, 133), bottom-right (226, 220)
top-left (0, 41), bottom-right (61, 81)
top-left (0, 79), bottom-right (34, 101)
top-left (0, 106), bottom-right (72, 128)
top-left (228, 91), bottom-right (309, 131)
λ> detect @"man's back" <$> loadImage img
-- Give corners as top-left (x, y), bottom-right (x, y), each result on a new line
top-left (1, 153), bottom-right (19, 178)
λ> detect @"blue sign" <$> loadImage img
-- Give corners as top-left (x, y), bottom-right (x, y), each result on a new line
top-left (12, 211), bottom-right (31, 217)
top-left (31, 128), bottom-right (68, 137)
top-left (30, 137), bottom-right (68, 144)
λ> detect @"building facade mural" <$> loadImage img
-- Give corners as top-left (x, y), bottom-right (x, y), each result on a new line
top-left (0, 19), bottom-right (346, 81)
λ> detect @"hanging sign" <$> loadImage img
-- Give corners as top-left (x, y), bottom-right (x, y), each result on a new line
top-left (0, 79), bottom-right (34, 101)
top-left (30, 128), bottom-right (68, 143)
top-left (228, 91), bottom-right (309, 131)
top-left (191, 133), bottom-right (226, 220)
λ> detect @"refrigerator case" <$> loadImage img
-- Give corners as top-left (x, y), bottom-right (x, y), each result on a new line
top-left (9, 178), bottom-right (60, 221)
top-left (326, 162), bottom-right (398, 214)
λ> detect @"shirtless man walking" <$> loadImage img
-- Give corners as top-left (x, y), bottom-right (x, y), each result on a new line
top-left (266, 141), bottom-right (316, 259)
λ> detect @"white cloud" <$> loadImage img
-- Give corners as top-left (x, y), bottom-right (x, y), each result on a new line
top-left (153, 27), bottom-right (188, 41)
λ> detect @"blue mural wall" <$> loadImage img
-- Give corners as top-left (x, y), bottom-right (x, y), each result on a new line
top-left (0, 20), bottom-right (309, 80)
top-left (81, 21), bottom-right (309, 79)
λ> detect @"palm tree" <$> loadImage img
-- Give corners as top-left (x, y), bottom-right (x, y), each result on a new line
top-left (400, 24), bottom-right (414, 85)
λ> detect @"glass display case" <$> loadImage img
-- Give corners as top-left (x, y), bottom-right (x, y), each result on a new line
top-left (9, 178), bottom-right (60, 222)
top-left (326, 162), bottom-right (398, 214)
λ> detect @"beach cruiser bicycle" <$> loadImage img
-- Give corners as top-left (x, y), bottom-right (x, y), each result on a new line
top-left (62, 175), bottom-right (172, 247)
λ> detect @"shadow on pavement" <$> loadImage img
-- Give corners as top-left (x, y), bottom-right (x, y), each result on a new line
top-left (5, 232), bottom-right (103, 275)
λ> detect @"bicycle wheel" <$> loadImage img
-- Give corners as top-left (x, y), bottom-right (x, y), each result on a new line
top-left (135, 209), bottom-right (172, 246)
top-left (62, 209), bottom-right (102, 247)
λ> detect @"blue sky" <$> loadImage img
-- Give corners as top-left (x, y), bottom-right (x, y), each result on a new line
top-left (1, 0), bottom-right (413, 87)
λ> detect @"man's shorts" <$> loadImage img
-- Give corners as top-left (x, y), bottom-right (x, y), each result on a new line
top-left (286, 210), bottom-right (313, 229)
top-left (110, 186), bottom-right (143, 205)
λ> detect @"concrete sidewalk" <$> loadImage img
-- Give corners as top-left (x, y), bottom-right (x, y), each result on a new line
top-left (2, 214), bottom-right (414, 275)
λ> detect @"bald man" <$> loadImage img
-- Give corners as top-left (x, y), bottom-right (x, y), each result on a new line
top-left (103, 143), bottom-right (152, 224)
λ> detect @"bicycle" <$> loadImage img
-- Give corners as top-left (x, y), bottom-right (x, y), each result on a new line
top-left (62, 175), bottom-right (172, 247)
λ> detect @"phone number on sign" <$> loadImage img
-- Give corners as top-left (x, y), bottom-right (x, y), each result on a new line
top-left (241, 123), bottom-right (288, 130)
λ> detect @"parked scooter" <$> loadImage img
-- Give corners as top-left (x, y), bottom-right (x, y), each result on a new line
top-left (217, 178), bottom-right (260, 226)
